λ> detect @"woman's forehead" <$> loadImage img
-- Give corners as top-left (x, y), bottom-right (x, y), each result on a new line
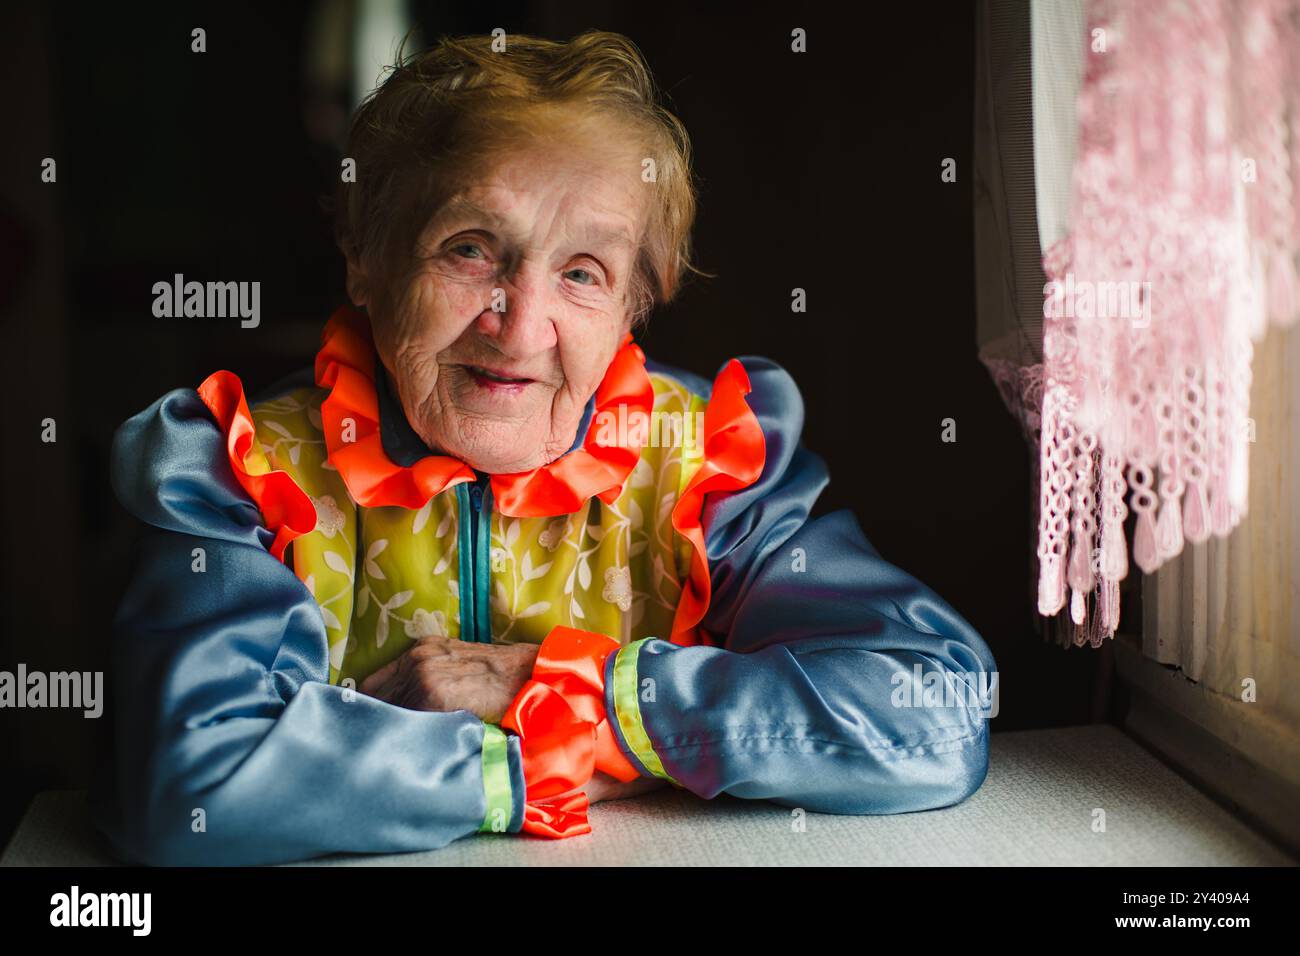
top-left (435, 193), bottom-right (638, 239)
top-left (427, 157), bottom-right (648, 244)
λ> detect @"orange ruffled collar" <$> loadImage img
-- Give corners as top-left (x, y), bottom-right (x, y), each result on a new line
top-left (312, 305), bottom-right (655, 517)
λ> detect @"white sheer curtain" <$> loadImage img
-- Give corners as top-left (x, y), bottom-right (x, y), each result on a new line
top-left (979, 0), bottom-right (1299, 655)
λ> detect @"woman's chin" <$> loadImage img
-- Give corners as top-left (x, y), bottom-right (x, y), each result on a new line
top-left (446, 429), bottom-right (552, 475)
top-left (462, 452), bottom-right (545, 475)
top-left (432, 397), bottom-right (576, 474)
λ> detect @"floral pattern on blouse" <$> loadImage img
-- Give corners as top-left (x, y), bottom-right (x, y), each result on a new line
top-left (250, 373), bottom-right (706, 686)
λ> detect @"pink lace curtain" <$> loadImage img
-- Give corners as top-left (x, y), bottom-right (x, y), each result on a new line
top-left (1036, 0), bottom-right (1300, 643)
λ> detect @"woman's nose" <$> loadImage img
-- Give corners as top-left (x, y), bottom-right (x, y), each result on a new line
top-left (474, 264), bottom-right (558, 357)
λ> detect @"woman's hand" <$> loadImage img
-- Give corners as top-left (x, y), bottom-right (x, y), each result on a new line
top-left (361, 635), bottom-right (668, 808)
top-left (360, 637), bottom-right (539, 724)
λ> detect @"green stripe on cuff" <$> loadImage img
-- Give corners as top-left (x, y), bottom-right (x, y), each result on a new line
top-left (478, 723), bottom-right (513, 834)
top-left (611, 638), bottom-right (679, 785)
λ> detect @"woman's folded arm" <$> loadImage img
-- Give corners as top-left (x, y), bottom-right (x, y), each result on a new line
top-left (89, 386), bottom-right (524, 866)
top-left (600, 358), bottom-right (998, 814)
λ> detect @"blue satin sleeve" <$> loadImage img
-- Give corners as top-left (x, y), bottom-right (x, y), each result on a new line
top-left (604, 357), bottom-right (997, 814)
top-left (88, 386), bottom-right (525, 866)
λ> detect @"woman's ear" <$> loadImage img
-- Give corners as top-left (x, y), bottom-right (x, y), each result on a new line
top-left (345, 255), bottom-right (369, 307)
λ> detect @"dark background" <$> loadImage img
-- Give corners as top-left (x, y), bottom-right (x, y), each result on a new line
top-left (0, 0), bottom-right (1108, 850)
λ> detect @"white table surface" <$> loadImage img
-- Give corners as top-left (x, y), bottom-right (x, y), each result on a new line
top-left (3, 725), bottom-right (1294, 866)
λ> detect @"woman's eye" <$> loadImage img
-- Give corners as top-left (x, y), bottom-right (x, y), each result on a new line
top-left (451, 242), bottom-right (483, 259)
top-left (564, 267), bottom-right (597, 286)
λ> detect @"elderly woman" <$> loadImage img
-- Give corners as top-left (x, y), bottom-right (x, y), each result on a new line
top-left (92, 31), bottom-right (996, 865)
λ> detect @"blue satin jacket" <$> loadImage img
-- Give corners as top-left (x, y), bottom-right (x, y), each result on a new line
top-left (91, 349), bottom-right (997, 865)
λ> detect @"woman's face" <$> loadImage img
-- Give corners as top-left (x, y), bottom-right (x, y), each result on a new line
top-left (349, 137), bottom-right (647, 474)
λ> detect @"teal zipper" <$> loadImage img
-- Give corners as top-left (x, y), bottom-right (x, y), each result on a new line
top-left (455, 474), bottom-right (494, 643)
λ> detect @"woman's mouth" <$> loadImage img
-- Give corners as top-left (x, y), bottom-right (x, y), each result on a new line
top-left (464, 365), bottom-right (534, 391)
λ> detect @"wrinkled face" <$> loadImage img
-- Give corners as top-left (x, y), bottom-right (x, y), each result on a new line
top-left (348, 136), bottom-right (647, 474)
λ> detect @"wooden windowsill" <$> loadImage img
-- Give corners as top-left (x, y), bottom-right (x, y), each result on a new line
top-left (1114, 636), bottom-right (1300, 856)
